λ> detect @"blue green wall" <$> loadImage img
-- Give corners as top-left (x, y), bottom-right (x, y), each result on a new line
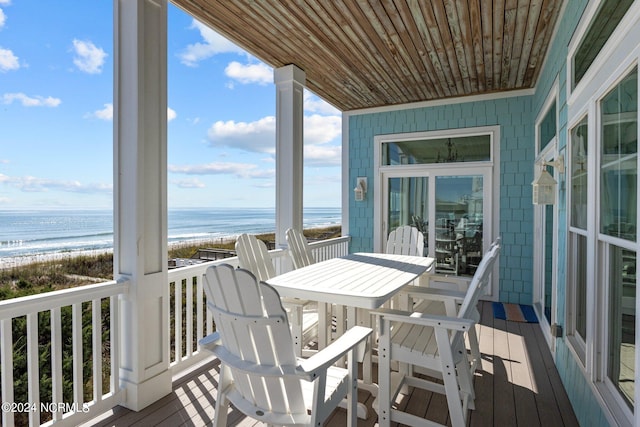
top-left (348, 96), bottom-right (535, 304)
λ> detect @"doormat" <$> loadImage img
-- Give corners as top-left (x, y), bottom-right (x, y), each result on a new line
top-left (492, 302), bottom-right (538, 323)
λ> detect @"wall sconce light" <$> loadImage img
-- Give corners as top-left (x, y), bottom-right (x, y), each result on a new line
top-left (532, 155), bottom-right (564, 205)
top-left (354, 177), bottom-right (367, 201)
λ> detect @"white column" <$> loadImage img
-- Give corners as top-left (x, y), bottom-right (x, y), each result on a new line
top-left (113, 0), bottom-right (171, 411)
top-left (274, 65), bottom-right (305, 248)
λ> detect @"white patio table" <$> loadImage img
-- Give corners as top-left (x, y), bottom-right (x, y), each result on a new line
top-left (266, 252), bottom-right (435, 406)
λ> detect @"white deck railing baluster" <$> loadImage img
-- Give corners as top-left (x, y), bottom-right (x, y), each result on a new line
top-left (72, 303), bottom-right (83, 407)
top-left (27, 312), bottom-right (40, 426)
top-left (92, 298), bottom-right (102, 403)
top-left (50, 307), bottom-right (63, 422)
top-left (1, 318), bottom-right (14, 427)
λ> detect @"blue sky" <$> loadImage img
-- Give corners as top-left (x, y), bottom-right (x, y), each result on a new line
top-left (0, 0), bottom-right (342, 209)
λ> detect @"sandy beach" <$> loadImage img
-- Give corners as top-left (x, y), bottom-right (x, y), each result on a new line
top-left (0, 236), bottom-right (240, 270)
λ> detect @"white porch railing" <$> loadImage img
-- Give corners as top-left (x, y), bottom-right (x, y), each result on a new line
top-left (0, 280), bottom-right (128, 427)
top-left (0, 235), bottom-right (350, 426)
top-left (167, 235), bottom-right (351, 374)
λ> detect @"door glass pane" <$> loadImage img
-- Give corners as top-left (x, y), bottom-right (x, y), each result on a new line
top-left (608, 245), bottom-right (636, 408)
top-left (435, 176), bottom-right (483, 276)
top-left (387, 176), bottom-right (429, 254)
top-left (544, 200), bottom-right (554, 323)
top-left (382, 135), bottom-right (491, 165)
top-left (600, 68), bottom-right (637, 241)
top-left (571, 116), bottom-right (589, 229)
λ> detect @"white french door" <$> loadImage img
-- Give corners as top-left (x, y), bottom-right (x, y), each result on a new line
top-left (380, 167), bottom-right (492, 279)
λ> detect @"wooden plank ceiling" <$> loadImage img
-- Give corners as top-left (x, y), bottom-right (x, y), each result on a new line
top-left (171, 0), bottom-right (563, 112)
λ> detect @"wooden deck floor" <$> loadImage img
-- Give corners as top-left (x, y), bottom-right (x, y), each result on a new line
top-left (87, 301), bottom-right (579, 426)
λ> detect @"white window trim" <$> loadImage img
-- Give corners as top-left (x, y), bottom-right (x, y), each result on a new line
top-left (373, 125), bottom-right (500, 298)
top-left (533, 81), bottom-right (560, 352)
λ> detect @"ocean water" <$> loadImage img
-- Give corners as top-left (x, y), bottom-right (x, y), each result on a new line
top-left (0, 207), bottom-right (341, 258)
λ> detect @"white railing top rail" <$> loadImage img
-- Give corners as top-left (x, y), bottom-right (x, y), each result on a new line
top-left (0, 279), bottom-right (128, 321)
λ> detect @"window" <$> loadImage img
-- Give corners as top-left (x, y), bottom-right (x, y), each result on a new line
top-left (568, 116), bottom-right (589, 359)
top-left (600, 68), bottom-right (637, 241)
top-left (540, 101), bottom-right (557, 152)
top-left (567, 1), bottom-right (640, 422)
top-left (600, 68), bottom-right (637, 410)
top-left (573, 0), bottom-right (634, 89)
top-left (382, 135), bottom-right (491, 165)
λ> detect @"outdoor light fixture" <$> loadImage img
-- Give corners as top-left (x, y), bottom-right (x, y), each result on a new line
top-left (354, 177), bottom-right (367, 201)
top-left (532, 155), bottom-right (564, 205)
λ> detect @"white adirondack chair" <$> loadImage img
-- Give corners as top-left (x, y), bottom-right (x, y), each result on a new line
top-left (285, 227), bottom-right (315, 269)
top-left (406, 237), bottom-right (501, 374)
top-left (200, 264), bottom-right (372, 427)
top-left (374, 241), bottom-right (500, 427)
top-left (235, 233), bottom-right (315, 356)
top-left (385, 225), bottom-right (424, 256)
top-left (286, 227), bottom-right (346, 351)
top-left (385, 225), bottom-right (426, 310)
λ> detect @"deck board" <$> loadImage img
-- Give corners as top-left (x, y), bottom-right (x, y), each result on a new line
top-left (85, 301), bottom-right (579, 427)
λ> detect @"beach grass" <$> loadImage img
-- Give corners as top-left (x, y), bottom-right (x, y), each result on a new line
top-left (0, 225), bottom-right (342, 301)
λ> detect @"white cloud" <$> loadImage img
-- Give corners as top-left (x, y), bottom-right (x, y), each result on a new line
top-left (304, 91), bottom-right (341, 115)
top-left (172, 178), bottom-right (205, 189)
top-left (167, 107), bottom-right (177, 122)
top-left (305, 144), bottom-right (341, 167)
top-left (86, 103), bottom-right (113, 120)
top-left (304, 114), bottom-right (341, 145)
top-left (85, 104), bottom-right (176, 122)
top-left (2, 92), bottom-right (61, 107)
top-left (0, 47), bottom-right (19, 72)
top-left (72, 39), bottom-right (107, 74)
top-left (169, 162), bottom-right (273, 179)
top-left (179, 20), bottom-right (244, 66)
top-left (206, 114), bottom-right (342, 166)
top-left (207, 116), bottom-right (276, 154)
top-left (0, 8), bottom-right (6, 29)
top-left (225, 61), bottom-right (272, 85)
top-left (0, 1), bottom-right (11, 5)
top-left (0, 173), bottom-right (112, 194)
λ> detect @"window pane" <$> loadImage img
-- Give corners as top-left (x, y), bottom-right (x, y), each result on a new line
top-left (435, 176), bottom-right (483, 276)
top-left (540, 102), bottom-right (557, 151)
top-left (382, 135), bottom-right (491, 165)
top-left (608, 245), bottom-right (636, 408)
top-left (570, 116), bottom-right (589, 229)
top-left (600, 68), bottom-right (637, 241)
top-left (388, 176), bottom-right (429, 254)
top-left (574, 233), bottom-right (587, 340)
top-left (573, 0), bottom-right (634, 89)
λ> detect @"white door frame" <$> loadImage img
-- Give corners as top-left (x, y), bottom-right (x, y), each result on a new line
top-left (533, 142), bottom-right (561, 351)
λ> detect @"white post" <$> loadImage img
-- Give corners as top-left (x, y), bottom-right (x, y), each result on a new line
top-left (113, 0), bottom-right (171, 410)
top-left (274, 65), bottom-right (305, 248)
